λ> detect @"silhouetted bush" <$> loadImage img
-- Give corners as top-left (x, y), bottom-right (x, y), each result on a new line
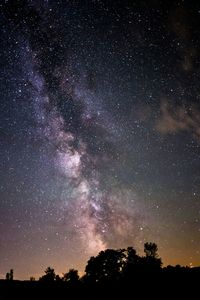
top-left (63, 269), bottom-right (79, 285)
top-left (5, 269), bottom-right (13, 280)
top-left (39, 267), bottom-right (56, 282)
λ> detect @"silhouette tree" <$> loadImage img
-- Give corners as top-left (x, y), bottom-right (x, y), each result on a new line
top-left (55, 274), bottom-right (62, 282)
top-left (144, 242), bottom-right (159, 258)
top-left (39, 267), bottom-right (56, 282)
top-left (6, 269), bottom-right (13, 280)
top-left (30, 276), bottom-right (35, 281)
top-left (85, 249), bottom-right (125, 283)
top-left (63, 269), bottom-right (79, 284)
top-left (143, 242), bottom-right (162, 271)
top-left (126, 247), bottom-right (139, 264)
top-left (122, 247), bottom-right (141, 279)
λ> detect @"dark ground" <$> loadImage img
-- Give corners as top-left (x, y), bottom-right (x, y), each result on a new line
top-left (0, 273), bottom-right (199, 300)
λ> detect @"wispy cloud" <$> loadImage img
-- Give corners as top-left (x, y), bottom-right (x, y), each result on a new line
top-left (156, 99), bottom-right (200, 142)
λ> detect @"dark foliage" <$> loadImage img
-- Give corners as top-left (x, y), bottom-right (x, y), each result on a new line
top-left (63, 269), bottom-right (80, 285)
top-left (1, 243), bottom-right (199, 299)
top-left (5, 269), bottom-right (13, 281)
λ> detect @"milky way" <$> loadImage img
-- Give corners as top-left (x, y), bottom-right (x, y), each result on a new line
top-left (1, 1), bottom-right (200, 279)
top-left (25, 26), bottom-right (142, 255)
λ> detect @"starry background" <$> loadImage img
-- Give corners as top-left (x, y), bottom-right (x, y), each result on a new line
top-left (1, 0), bottom-right (200, 279)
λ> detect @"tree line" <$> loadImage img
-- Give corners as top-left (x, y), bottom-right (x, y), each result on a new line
top-left (5, 242), bottom-right (199, 285)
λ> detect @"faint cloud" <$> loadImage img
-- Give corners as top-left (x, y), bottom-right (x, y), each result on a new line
top-left (156, 99), bottom-right (200, 142)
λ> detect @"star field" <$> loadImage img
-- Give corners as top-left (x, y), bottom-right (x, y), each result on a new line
top-left (1, 0), bottom-right (200, 279)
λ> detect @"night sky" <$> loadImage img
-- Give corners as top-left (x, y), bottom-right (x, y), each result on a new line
top-left (1, 0), bottom-right (200, 279)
